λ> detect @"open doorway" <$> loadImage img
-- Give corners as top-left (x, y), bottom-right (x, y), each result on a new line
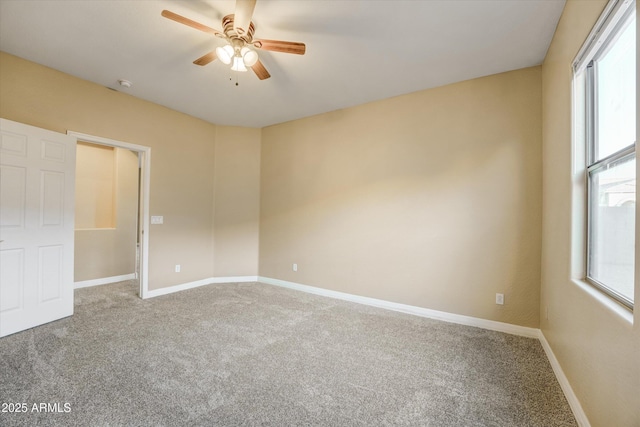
top-left (68, 131), bottom-right (151, 298)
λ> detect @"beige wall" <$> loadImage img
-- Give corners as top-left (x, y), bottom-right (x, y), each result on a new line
top-left (541, 1), bottom-right (639, 426)
top-left (260, 67), bottom-right (542, 328)
top-left (74, 145), bottom-right (139, 282)
top-left (213, 126), bottom-right (261, 277)
top-left (76, 142), bottom-right (117, 229)
top-left (0, 52), bottom-right (218, 290)
top-left (0, 52), bottom-right (261, 289)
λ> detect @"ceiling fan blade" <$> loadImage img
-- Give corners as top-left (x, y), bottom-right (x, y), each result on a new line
top-left (251, 59), bottom-right (271, 80)
top-left (193, 51), bottom-right (217, 66)
top-left (161, 10), bottom-right (222, 36)
top-left (233, 0), bottom-right (256, 35)
top-left (253, 39), bottom-right (306, 55)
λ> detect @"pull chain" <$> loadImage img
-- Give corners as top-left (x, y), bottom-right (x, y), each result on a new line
top-left (229, 72), bottom-right (240, 86)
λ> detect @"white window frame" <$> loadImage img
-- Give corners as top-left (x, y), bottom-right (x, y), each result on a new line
top-left (573, 0), bottom-right (636, 310)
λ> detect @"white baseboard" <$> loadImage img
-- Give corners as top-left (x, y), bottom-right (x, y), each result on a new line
top-left (144, 276), bottom-right (258, 299)
top-left (257, 276), bottom-right (539, 338)
top-left (75, 273), bottom-right (136, 289)
top-left (538, 331), bottom-right (590, 426)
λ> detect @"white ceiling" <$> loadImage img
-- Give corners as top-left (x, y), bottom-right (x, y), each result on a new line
top-left (0, 0), bottom-right (565, 128)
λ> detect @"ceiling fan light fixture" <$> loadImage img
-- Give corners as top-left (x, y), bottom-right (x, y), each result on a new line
top-left (241, 47), bottom-right (258, 67)
top-left (161, 3), bottom-right (305, 81)
top-left (231, 56), bottom-right (248, 72)
top-left (216, 44), bottom-right (234, 65)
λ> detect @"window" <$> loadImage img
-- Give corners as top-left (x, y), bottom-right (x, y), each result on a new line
top-left (574, 0), bottom-right (636, 309)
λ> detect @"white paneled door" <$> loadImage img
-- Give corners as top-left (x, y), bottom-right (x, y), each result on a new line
top-left (0, 119), bottom-right (76, 337)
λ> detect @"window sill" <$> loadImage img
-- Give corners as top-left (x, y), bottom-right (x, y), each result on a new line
top-left (571, 278), bottom-right (634, 325)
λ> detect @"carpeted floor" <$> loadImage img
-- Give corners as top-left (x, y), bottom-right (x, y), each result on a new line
top-left (0, 281), bottom-right (576, 426)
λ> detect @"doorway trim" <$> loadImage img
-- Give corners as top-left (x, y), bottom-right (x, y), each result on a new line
top-left (67, 131), bottom-right (151, 299)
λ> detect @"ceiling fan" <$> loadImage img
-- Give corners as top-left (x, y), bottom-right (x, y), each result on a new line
top-left (161, 0), bottom-right (306, 81)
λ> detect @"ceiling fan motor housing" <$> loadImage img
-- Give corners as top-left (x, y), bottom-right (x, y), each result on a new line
top-left (221, 14), bottom-right (256, 46)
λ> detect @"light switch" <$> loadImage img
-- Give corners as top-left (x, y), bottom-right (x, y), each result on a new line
top-left (151, 216), bottom-right (163, 225)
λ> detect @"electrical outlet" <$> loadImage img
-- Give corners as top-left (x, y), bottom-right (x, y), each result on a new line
top-left (175, 264), bottom-right (181, 273)
top-left (293, 263), bottom-right (297, 272)
top-left (495, 293), bottom-right (504, 305)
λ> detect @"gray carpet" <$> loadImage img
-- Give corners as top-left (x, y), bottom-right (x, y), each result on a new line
top-left (0, 281), bottom-right (576, 426)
